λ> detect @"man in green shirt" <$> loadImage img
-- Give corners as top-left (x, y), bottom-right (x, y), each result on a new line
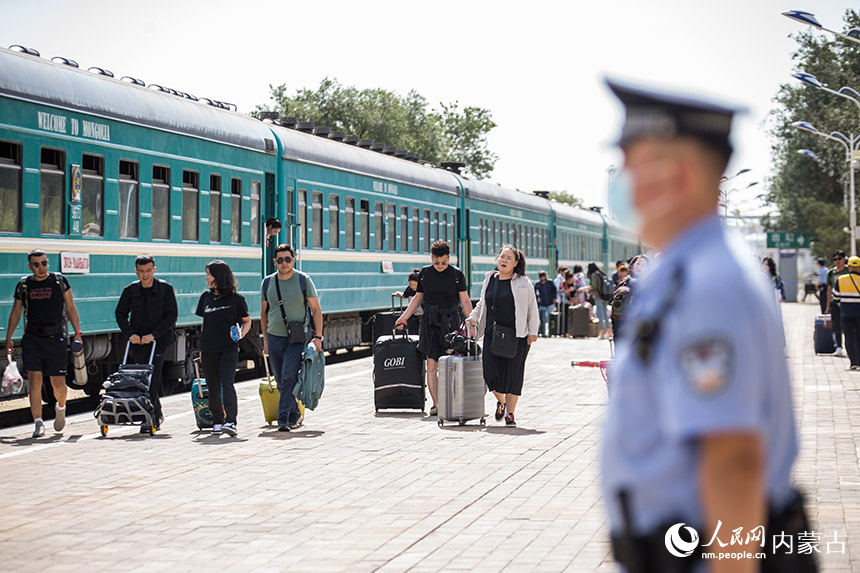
top-left (827, 250), bottom-right (849, 357)
top-left (261, 244), bottom-right (324, 431)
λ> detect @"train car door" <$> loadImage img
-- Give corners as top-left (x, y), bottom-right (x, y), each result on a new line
top-left (264, 172), bottom-right (276, 275)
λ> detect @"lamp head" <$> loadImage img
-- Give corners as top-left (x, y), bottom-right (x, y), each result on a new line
top-left (792, 121), bottom-right (818, 133)
top-left (782, 10), bottom-right (822, 29)
top-left (792, 72), bottom-right (823, 88)
top-left (797, 149), bottom-right (818, 160)
top-left (839, 86), bottom-right (860, 100)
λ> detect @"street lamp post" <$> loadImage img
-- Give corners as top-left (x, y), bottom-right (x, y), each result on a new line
top-left (792, 72), bottom-right (860, 115)
top-left (793, 121), bottom-right (860, 255)
top-left (782, 10), bottom-right (860, 46)
top-left (720, 182), bottom-right (759, 218)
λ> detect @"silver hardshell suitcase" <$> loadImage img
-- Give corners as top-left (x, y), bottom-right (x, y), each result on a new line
top-left (437, 350), bottom-right (486, 427)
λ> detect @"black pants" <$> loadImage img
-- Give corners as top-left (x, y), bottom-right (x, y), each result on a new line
top-left (819, 285), bottom-right (828, 313)
top-left (832, 303), bottom-right (843, 349)
top-left (201, 349), bottom-right (239, 424)
top-left (842, 315), bottom-right (860, 367)
top-left (129, 343), bottom-right (165, 421)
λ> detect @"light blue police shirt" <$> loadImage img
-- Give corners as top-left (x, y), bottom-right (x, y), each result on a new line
top-left (601, 215), bottom-right (798, 535)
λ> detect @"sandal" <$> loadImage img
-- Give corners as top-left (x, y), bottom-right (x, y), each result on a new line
top-left (495, 401), bottom-right (506, 421)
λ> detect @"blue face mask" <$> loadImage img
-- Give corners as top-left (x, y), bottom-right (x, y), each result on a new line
top-left (608, 169), bottom-right (641, 230)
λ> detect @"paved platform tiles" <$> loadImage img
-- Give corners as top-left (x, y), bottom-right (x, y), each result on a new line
top-left (0, 301), bottom-right (857, 572)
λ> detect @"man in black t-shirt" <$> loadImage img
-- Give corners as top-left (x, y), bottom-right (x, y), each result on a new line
top-left (115, 254), bottom-right (178, 431)
top-left (5, 249), bottom-right (83, 438)
top-left (395, 241), bottom-right (472, 416)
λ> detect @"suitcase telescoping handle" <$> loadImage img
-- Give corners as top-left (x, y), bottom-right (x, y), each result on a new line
top-left (122, 339), bottom-right (157, 366)
top-left (391, 294), bottom-right (404, 312)
top-left (263, 352), bottom-right (276, 393)
top-left (193, 356), bottom-right (204, 398)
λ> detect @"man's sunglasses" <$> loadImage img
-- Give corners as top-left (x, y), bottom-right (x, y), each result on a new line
top-left (29, 260), bottom-right (48, 267)
top-left (834, 257), bottom-right (844, 261)
top-left (274, 256), bottom-right (293, 264)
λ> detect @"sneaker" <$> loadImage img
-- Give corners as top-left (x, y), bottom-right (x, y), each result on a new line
top-left (212, 424), bottom-right (222, 435)
top-left (54, 405), bottom-right (66, 431)
top-left (222, 422), bottom-right (237, 437)
top-left (495, 401), bottom-right (506, 421)
top-left (835, 347), bottom-right (844, 357)
top-left (850, 365), bottom-right (860, 371)
top-left (32, 420), bottom-right (45, 438)
top-left (429, 404), bottom-right (438, 416)
top-left (139, 425), bottom-right (151, 434)
top-left (155, 415), bottom-right (164, 430)
top-left (278, 424), bottom-right (290, 432)
top-left (505, 413), bottom-right (517, 428)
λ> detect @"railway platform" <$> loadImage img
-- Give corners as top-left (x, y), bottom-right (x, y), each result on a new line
top-left (0, 301), bottom-right (858, 572)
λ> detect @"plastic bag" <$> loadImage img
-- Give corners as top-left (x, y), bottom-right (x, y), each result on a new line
top-left (2, 359), bottom-right (24, 396)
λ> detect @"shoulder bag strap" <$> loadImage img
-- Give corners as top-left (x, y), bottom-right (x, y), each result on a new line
top-left (273, 275), bottom-right (290, 330)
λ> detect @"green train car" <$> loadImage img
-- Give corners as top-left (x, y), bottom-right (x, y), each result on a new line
top-left (0, 44), bottom-right (640, 405)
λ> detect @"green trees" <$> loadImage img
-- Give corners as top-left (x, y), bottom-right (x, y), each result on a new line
top-left (257, 78), bottom-right (498, 178)
top-left (771, 10), bottom-right (860, 257)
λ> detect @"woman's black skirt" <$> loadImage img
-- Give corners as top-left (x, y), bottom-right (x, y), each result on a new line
top-left (482, 324), bottom-right (530, 396)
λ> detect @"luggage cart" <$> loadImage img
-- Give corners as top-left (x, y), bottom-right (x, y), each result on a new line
top-left (94, 341), bottom-right (157, 436)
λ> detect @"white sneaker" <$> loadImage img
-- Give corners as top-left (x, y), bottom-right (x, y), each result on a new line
top-left (32, 420), bottom-right (45, 438)
top-left (54, 405), bottom-right (66, 431)
top-left (221, 422), bottom-right (237, 437)
top-left (835, 347), bottom-right (844, 357)
top-left (212, 424), bottom-right (222, 435)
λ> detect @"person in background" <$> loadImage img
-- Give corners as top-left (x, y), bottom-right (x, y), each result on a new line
top-left (611, 260), bottom-right (625, 286)
top-left (587, 262), bottom-right (612, 340)
top-left (5, 249), bottom-right (83, 438)
top-left (827, 250), bottom-right (848, 357)
top-left (393, 268), bottom-right (423, 315)
top-left (534, 270), bottom-right (557, 337)
top-left (609, 264), bottom-right (630, 340)
top-left (572, 264), bottom-right (588, 306)
top-left (466, 245), bottom-right (539, 428)
top-left (395, 241), bottom-right (472, 417)
top-left (196, 260), bottom-right (251, 437)
top-left (816, 257), bottom-right (829, 314)
top-left (115, 254), bottom-right (178, 432)
top-left (763, 256), bottom-right (786, 302)
top-left (832, 255), bottom-right (860, 371)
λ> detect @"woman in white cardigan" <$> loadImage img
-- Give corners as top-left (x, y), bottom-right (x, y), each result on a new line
top-left (465, 245), bottom-right (539, 427)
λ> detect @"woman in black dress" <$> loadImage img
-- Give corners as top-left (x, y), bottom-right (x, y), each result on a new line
top-left (466, 245), bottom-right (539, 427)
top-left (196, 260), bottom-right (251, 437)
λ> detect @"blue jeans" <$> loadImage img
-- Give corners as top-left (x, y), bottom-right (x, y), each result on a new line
top-left (594, 298), bottom-right (610, 330)
top-left (538, 305), bottom-right (552, 336)
top-left (267, 334), bottom-right (304, 426)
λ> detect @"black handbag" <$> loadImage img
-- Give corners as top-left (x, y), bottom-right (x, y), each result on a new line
top-left (489, 274), bottom-right (518, 359)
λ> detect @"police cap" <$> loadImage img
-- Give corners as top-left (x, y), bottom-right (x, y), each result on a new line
top-left (606, 78), bottom-right (741, 159)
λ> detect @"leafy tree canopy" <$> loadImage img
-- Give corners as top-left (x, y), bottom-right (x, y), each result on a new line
top-left (538, 191), bottom-right (585, 209)
top-left (770, 9), bottom-right (860, 257)
top-left (256, 78), bottom-right (498, 178)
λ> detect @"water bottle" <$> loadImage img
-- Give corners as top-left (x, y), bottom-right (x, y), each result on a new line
top-left (71, 339), bottom-right (87, 386)
top-left (230, 323), bottom-right (240, 342)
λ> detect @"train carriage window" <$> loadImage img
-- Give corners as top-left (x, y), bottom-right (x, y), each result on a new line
top-left (361, 200), bottom-right (370, 251)
top-left (312, 191), bottom-right (323, 248)
top-left (413, 207), bottom-right (420, 253)
top-left (118, 159), bottom-right (138, 238)
top-left (387, 203), bottom-right (396, 253)
top-left (0, 141), bottom-right (21, 233)
top-left (329, 194), bottom-right (339, 249)
top-left (400, 206), bottom-right (408, 252)
top-left (433, 211), bottom-right (440, 244)
top-left (450, 213), bottom-right (456, 255)
top-left (491, 220), bottom-right (496, 253)
top-left (345, 197), bottom-right (355, 250)
top-left (231, 178), bottom-right (241, 244)
top-left (250, 180), bottom-right (261, 246)
top-left (80, 154), bottom-right (103, 237)
top-left (374, 201), bottom-right (383, 251)
top-left (478, 218), bottom-right (484, 255)
top-left (182, 170), bottom-right (199, 241)
top-left (40, 148), bottom-right (66, 235)
top-left (152, 166), bottom-right (170, 240)
top-left (423, 209), bottom-right (430, 253)
top-left (443, 212), bottom-right (449, 244)
top-left (209, 174), bottom-right (220, 243)
top-left (297, 189), bottom-right (307, 248)
top-left (517, 224), bottom-right (523, 250)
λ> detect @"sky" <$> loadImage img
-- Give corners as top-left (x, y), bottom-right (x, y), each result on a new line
top-left (0, 0), bottom-right (852, 217)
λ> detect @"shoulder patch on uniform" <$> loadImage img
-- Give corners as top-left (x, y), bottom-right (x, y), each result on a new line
top-left (678, 337), bottom-right (732, 395)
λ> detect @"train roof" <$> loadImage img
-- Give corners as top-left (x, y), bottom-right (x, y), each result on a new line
top-left (552, 202), bottom-right (605, 227)
top-left (0, 47), bottom-right (274, 153)
top-left (461, 178), bottom-right (552, 215)
top-left (270, 125), bottom-right (460, 195)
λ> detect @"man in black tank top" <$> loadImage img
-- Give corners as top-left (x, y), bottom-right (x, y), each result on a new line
top-left (4, 249), bottom-right (83, 438)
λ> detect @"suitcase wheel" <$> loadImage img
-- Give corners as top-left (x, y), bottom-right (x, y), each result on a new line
top-left (99, 425), bottom-right (108, 437)
top-left (480, 418), bottom-right (486, 426)
top-left (458, 419), bottom-right (466, 426)
top-left (437, 419), bottom-right (443, 427)
top-left (149, 424), bottom-right (156, 436)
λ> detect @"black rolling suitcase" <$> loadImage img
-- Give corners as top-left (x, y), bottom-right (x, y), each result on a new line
top-left (814, 314), bottom-right (835, 354)
top-left (569, 305), bottom-right (591, 337)
top-left (373, 296), bottom-right (419, 341)
top-left (373, 329), bottom-right (425, 412)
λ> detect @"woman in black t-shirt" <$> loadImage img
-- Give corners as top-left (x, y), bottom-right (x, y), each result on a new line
top-left (195, 260), bottom-right (250, 437)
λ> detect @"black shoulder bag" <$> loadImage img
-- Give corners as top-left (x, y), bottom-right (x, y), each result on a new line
top-left (489, 274), bottom-right (518, 359)
top-left (273, 273), bottom-right (310, 344)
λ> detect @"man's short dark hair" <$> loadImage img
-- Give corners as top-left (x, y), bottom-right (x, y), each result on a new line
top-left (430, 241), bottom-right (450, 257)
top-left (538, 271), bottom-right (547, 277)
top-left (274, 244), bottom-right (295, 257)
top-left (135, 254), bottom-right (155, 267)
top-left (834, 249), bottom-right (846, 259)
top-left (28, 249), bottom-right (46, 262)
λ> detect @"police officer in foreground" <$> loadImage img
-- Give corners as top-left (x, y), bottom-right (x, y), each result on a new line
top-left (601, 79), bottom-right (814, 572)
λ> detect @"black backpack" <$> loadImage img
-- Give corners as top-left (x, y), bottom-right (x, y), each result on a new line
top-left (596, 273), bottom-right (615, 302)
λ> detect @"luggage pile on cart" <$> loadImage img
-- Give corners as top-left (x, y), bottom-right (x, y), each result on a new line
top-left (94, 342), bottom-right (157, 436)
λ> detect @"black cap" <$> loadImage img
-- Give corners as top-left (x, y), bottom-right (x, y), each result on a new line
top-left (606, 78), bottom-right (741, 158)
